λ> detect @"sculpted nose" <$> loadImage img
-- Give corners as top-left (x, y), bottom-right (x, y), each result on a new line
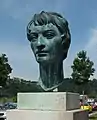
top-left (37, 44), bottom-right (45, 51)
top-left (37, 36), bottom-right (45, 50)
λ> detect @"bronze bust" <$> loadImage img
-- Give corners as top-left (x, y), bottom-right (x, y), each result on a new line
top-left (26, 11), bottom-right (71, 92)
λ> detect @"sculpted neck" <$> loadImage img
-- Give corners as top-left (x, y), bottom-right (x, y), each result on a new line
top-left (38, 61), bottom-right (64, 91)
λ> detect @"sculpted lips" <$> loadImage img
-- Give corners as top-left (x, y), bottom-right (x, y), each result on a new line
top-left (36, 51), bottom-right (48, 57)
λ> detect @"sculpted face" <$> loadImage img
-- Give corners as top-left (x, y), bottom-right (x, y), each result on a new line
top-left (29, 23), bottom-right (64, 63)
top-left (27, 11), bottom-right (71, 91)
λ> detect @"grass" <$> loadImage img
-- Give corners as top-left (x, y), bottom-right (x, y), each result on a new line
top-left (89, 114), bottom-right (97, 120)
top-left (0, 96), bottom-right (17, 103)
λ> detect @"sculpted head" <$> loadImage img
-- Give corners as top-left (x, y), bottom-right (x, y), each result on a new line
top-left (27, 11), bottom-right (71, 64)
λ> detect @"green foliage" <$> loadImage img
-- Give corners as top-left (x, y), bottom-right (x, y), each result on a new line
top-left (0, 52), bottom-right (96, 100)
top-left (0, 96), bottom-right (17, 103)
top-left (89, 113), bottom-right (97, 120)
top-left (0, 77), bottom-right (97, 100)
top-left (0, 54), bottom-right (12, 87)
top-left (12, 96), bottom-right (17, 102)
top-left (3, 77), bottom-right (40, 98)
top-left (71, 50), bottom-right (95, 85)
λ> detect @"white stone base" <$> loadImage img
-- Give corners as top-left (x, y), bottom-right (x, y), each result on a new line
top-left (6, 109), bottom-right (88, 120)
top-left (17, 92), bottom-right (80, 111)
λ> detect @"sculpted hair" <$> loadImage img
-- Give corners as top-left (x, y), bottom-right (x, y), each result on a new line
top-left (27, 11), bottom-right (71, 60)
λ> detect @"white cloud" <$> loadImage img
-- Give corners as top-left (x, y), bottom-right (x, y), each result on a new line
top-left (1, 0), bottom-right (97, 81)
top-left (0, 39), bottom-right (39, 81)
top-left (85, 28), bottom-right (97, 79)
top-left (63, 57), bottom-right (73, 78)
top-left (0, 36), bottom-right (75, 80)
top-left (85, 29), bottom-right (97, 52)
top-left (0, 0), bottom-right (69, 81)
top-left (0, 0), bottom-right (67, 21)
top-left (64, 28), bottom-right (97, 79)
top-left (1, 29), bottom-right (97, 81)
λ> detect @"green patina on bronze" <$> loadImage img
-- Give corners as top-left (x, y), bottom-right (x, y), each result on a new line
top-left (26, 11), bottom-right (71, 91)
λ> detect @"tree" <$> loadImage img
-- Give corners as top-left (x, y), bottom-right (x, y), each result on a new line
top-left (0, 54), bottom-right (12, 87)
top-left (71, 50), bottom-right (95, 94)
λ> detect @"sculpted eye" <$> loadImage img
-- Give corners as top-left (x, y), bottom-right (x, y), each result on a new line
top-left (43, 31), bottom-right (56, 39)
top-left (30, 33), bottom-right (38, 41)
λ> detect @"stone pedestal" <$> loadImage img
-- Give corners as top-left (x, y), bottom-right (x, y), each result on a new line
top-left (17, 92), bottom-right (80, 111)
top-left (6, 109), bottom-right (88, 120)
top-left (6, 92), bottom-right (88, 120)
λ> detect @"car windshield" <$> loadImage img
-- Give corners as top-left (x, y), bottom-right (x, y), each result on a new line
top-left (84, 103), bottom-right (89, 106)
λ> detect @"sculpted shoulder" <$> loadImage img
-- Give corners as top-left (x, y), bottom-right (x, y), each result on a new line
top-left (31, 79), bottom-right (70, 92)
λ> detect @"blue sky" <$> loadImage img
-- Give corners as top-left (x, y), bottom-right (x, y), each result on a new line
top-left (0, 0), bottom-right (97, 80)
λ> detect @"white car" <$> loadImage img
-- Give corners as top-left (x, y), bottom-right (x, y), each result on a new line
top-left (0, 110), bottom-right (6, 120)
